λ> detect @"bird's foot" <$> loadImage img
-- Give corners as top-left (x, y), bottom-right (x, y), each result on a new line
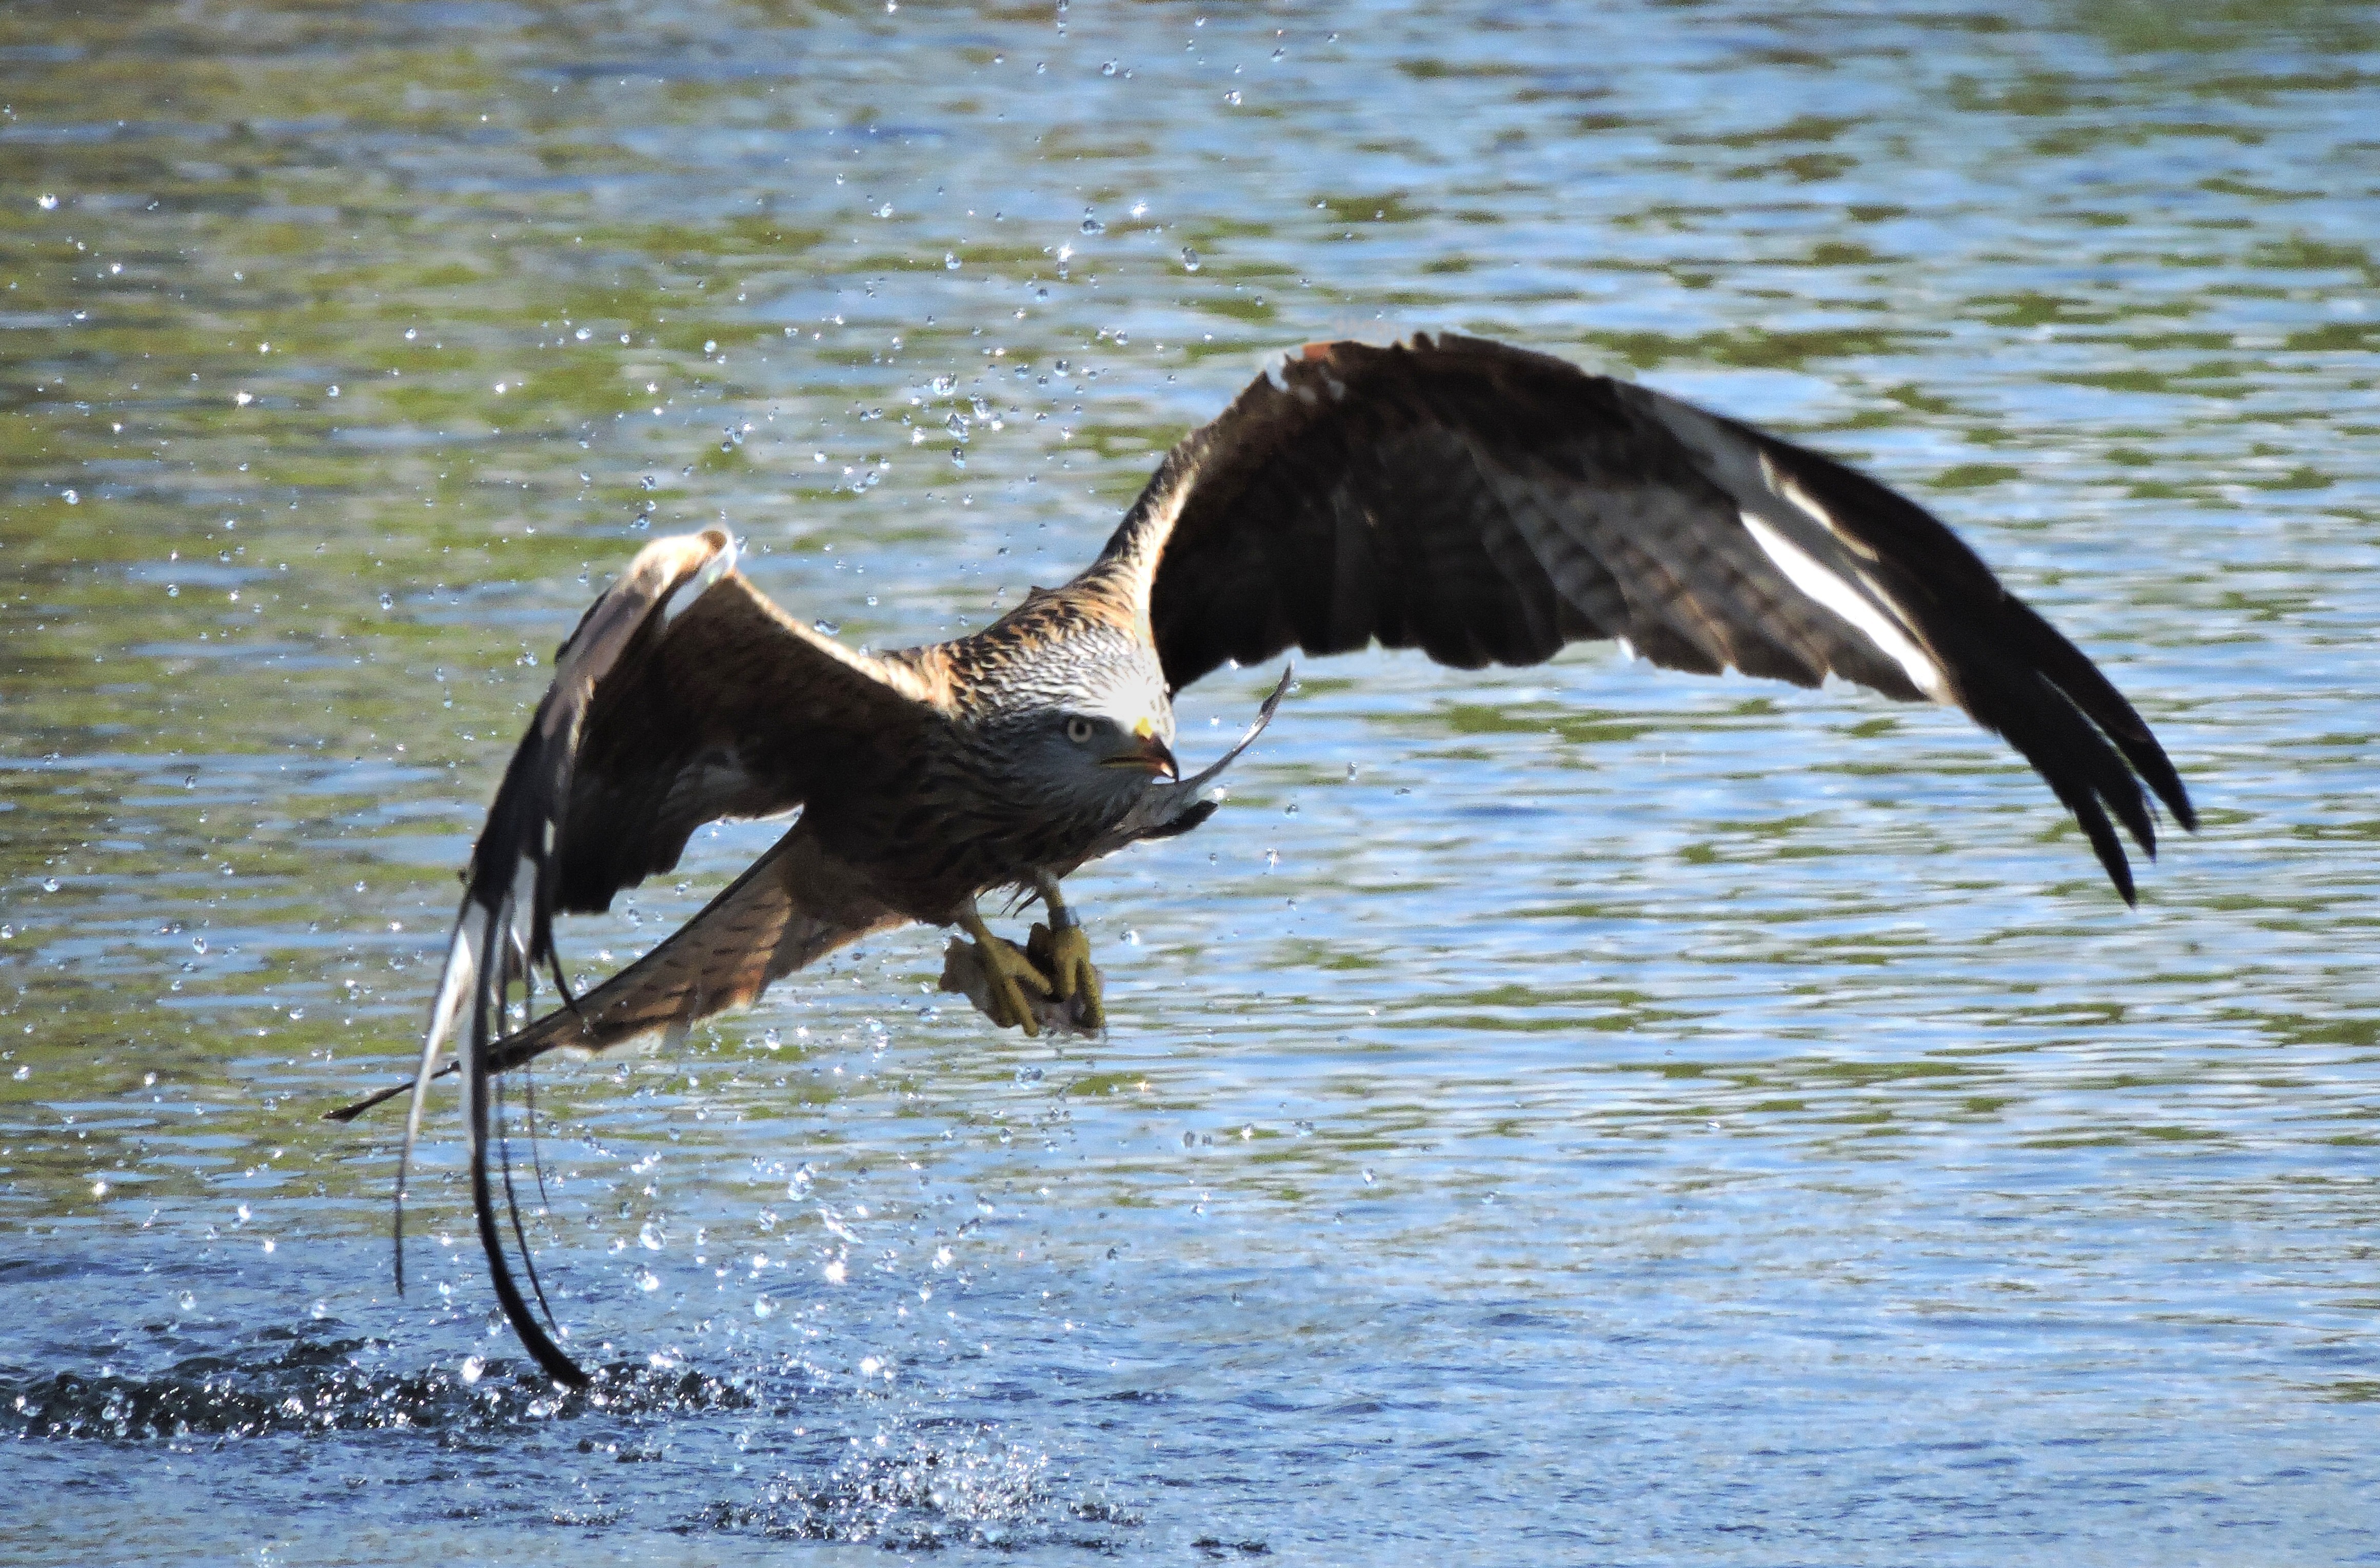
top-left (962, 930), bottom-right (1053, 1037)
top-left (1027, 920), bottom-right (1105, 1032)
top-left (938, 929), bottom-right (1104, 1038)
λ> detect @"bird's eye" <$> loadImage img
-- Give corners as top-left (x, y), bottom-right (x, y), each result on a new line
top-left (1065, 717), bottom-right (1095, 745)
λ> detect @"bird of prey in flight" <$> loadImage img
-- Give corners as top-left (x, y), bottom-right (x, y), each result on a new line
top-left (336, 332), bottom-right (2194, 1386)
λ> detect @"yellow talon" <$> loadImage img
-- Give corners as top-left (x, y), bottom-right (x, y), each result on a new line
top-left (1027, 920), bottom-right (1105, 1032)
top-left (959, 905), bottom-right (1052, 1037)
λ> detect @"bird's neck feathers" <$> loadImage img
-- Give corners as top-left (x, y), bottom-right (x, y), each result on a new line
top-left (937, 576), bottom-right (1155, 717)
top-left (1004, 567), bottom-right (1151, 644)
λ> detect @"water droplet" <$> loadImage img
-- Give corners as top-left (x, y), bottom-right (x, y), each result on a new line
top-left (944, 251), bottom-right (960, 270)
top-left (460, 1355), bottom-right (485, 1385)
top-left (90, 1179), bottom-right (108, 1198)
top-left (762, 1027), bottom-right (782, 1049)
top-left (574, 326), bottom-right (591, 341)
top-left (945, 411), bottom-right (968, 437)
top-left (191, 937), bottom-right (207, 954)
top-left (639, 1221), bottom-right (664, 1250)
top-left (41, 877), bottom-right (61, 894)
top-left (166, 583), bottom-right (179, 597)
top-left (1079, 210), bottom-right (1104, 236)
top-left (823, 1259), bottom-right (848, 1284)
top-left (702, 339), bottom-right (717, 354)
top-left (62, 488), bottom-right (78, 505)
top-left (37, 194), bottom-right (58, 210)
top-left (177, 1291), bottom-right (196, 1312)
top-left (931, 374), bottom-right (956, 394)
top-left (876, 203), bottom-right (894, 218)
top-left (1362, 1168), bottom-right (1376, 1185)
top-left (1181, 247), bottom-right (1200, 272)
top-left (236, 1203), bottom-right (251, 1223)
top-left (378, 591), bottom-right (393, 610)
top-left (1100, 60), bottom-right (1117, 75)
top-left (950, 446), bottom-right (965, 468)
top-left (753, 1295), bottom-right (775, 1319)
top-left (1224, 89), bottom-right (1242, 106)
top-left (812, 618), bottom-right (840, 636)
top-left (969, 396), bottom-right (991, 418)
top-left (637, 1269), bottom-right (661, 1292)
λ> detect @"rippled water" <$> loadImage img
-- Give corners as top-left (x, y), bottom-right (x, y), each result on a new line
top-left (5, 1), bottom-right (2379, 1561)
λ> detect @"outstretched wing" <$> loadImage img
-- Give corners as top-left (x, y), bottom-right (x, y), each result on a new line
top-left (1095, 332), bottom-right (2192, 902)
top-left (331, 824), bottom-right (907, 1120)
top-left (386, 528), bottom-right (944, 1386)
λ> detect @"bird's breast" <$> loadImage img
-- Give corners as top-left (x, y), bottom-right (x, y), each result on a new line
top-left (802, 741), bottom-right (1144, 919)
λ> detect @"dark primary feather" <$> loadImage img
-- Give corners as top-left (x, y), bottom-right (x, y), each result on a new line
top-left (1099, 332), bottom-right (2192, 900)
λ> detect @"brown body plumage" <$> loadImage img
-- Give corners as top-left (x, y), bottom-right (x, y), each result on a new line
top-left (340, 333), bottom-right (2195, 1386)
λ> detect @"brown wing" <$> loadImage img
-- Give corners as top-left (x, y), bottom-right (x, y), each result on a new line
top-left (329, 824), bottom-right (904, 1111)
top-left (547, 537), bottom-right (946, 913)
top-left (1094, 332), bottom-right (2192, 904)
top-left (498, 825), bottom-right (905, 1065)
top-left (373, 529), bottom-right (943, 1388)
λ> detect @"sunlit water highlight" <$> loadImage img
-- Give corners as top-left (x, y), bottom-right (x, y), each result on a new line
top-left (4, 2), bottom-right (2378, 1562)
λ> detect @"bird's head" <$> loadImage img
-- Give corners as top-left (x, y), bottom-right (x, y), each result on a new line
top-left (1035, 658), bottom-right (1177, 802)
top-left (1058, 704), bottom-right (1178, 781)
top-left (969, 625), bottom-right (1177, 811)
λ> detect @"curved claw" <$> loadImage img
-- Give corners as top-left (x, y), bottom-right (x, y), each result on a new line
top-left (973, 931), bottom-right (1052, 1037)
top-left (1027, 922), bottom-right (1104, 1032)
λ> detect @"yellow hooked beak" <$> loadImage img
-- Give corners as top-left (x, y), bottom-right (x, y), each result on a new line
top-left (1103, 715), bottom-right (1178, 779)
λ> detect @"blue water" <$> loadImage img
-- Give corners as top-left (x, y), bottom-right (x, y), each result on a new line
top-left (4, 1), bottom-right (2378, 1561)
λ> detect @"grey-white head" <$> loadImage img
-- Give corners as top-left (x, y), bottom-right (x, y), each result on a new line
top-left (963, 622), bottom-right (1178, 821)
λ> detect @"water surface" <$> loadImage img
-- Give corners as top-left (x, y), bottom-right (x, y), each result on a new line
top-left (4, 1), bottom-right (2379, 1562)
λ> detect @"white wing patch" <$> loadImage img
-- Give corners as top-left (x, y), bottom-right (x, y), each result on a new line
top-left (660, 533), bottom-right (739, 626)
top-left (1739, 506), bottom-right (1948, 702)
